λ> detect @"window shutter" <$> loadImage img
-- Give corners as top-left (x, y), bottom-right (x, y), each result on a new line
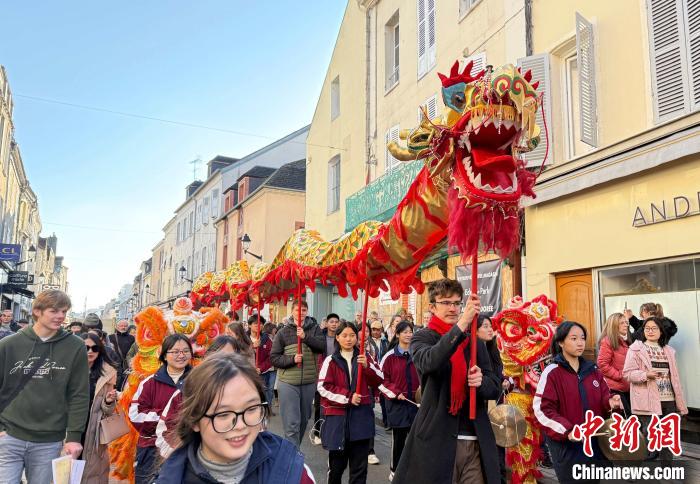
top-left (385, 125), bottom-right (401, 171)
top-left (327, 160), bottom-right (333, 210)
top-left (576, 13), bottom-right (598, 147)
top-left (647, 0), bottom-right (690, 122)
top-left (427, 0), bottom-right (436, 70)
top-left (417, 0), bottom-right (427, 76)
top-left (517, 53), bottom-right (553, 168)
top-left (683, 0), bottom-right (700, 109)
top-left (460, 52), bottom-right (487, 78)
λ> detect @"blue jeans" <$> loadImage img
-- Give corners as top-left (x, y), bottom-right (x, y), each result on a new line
top-left (0, 432), bottom-right (62, 484)
top-left (262, 370), bottom-right (276, 407)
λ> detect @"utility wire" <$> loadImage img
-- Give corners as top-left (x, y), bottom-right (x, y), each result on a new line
top-left (15, 93), bottom-right (346, 151)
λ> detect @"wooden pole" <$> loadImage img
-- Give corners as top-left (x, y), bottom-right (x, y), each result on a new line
top-left (256, 301), bottom-right (262, 369)
top-left (356, 283), bottom-right (370, 390)
top-left (469, 253), bottom-right (478, 420)
top-left (296, 285), bottom-right (303, 367)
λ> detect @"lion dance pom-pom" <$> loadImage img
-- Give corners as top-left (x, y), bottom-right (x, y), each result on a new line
top-left (108, 298), bottom-right (228, 482)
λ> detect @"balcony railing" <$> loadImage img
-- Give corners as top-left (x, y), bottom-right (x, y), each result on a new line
top-left (344, 159), bottom-right (423, 232)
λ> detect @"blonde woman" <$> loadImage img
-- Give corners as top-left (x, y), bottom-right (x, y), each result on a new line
top-left (597, 313), bottom-right (632, 414)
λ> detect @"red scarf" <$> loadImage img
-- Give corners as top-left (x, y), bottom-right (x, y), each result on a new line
top-left (428, 315), bottom-right (468, 416)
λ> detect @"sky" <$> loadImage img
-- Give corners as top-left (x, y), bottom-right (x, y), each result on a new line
top-left (1, 1), bottom-right (346, 312)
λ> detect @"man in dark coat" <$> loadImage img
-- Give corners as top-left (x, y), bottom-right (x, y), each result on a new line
top-left (393, 278), bottom-right (501, 484)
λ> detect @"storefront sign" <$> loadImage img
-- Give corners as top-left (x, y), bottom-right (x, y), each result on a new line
top-left (0, 244), bottom-right (21, 262)
top-left (8, 271), bottom-right (29, 286)
top-left (455, 259), bottom-right (502, 314)
top-left (633, 191), bottom-right (700, 227)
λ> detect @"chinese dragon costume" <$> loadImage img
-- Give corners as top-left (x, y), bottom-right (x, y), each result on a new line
top-left (492, 295), bottom-right (563, 484)
top-left (109, 297), bottom-right (228, 482)
top-left (190, 60), bottom-right (542, 309)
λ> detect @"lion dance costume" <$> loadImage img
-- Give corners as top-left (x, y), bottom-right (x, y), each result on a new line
top-left (491, 295), bottom-right (562, 484)
top-left (109, 297), bottom-right (228, 482)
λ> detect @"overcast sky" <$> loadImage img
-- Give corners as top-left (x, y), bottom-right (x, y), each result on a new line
top-left (1, 0), bottom-right (345, 311)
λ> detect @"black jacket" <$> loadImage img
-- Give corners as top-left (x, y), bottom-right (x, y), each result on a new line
top-left (109, 331), bottom-right (135, 362)
top-left (393, 324), bottom-right (501, 484)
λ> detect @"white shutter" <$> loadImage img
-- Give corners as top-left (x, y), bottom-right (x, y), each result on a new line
top-left (517, 54), bottom-right (553, 168)
top-left (417, 0), bottom-right (427, 76)
top-left (460, 52), bottom-right (487, 78)
top-left (647, 0), bottom-right (690, 122)
top-left (385, 125), bottom-right (401, 171)
top-left (418, 95), bottom-right (439, 122)
top-left (575, 13), bottom-right (598, 147)
top-left (427, 0), bottom-right (436, 71)
top-left (683, 0), bottom-right (700, 109)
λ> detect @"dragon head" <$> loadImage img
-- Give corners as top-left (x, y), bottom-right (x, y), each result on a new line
top-left (492, 295), bottom-right (562, 388)
top-left (387, 60), bottom-right (541, 259)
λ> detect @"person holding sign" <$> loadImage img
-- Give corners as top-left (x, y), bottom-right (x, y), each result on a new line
top-left (393, 279), bottom-right (501, 484)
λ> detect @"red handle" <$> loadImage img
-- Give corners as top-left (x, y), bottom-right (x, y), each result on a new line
top-left (469, 253), bottom-right (478, 420)
top-left (296, 285), bottom-right (303, 367)
top-left (356, 284), bottom-right (370, 391)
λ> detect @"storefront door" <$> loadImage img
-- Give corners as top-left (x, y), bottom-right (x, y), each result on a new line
top-left (555, 270), bottom-right (595, 360)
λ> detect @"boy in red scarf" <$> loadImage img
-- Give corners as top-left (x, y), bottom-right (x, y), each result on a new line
top-left (393, 279), bottom-right (501, 484)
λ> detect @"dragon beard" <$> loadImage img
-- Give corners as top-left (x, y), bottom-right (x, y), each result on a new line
top-left (448, 159), bottom-right (536, 259)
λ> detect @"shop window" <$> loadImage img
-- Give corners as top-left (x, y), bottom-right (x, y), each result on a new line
top-left (598, 256), bottom-right (700, 409)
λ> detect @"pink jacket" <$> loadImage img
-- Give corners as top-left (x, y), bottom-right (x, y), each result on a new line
top-left (622, 340), bottom-right (688, 415)
top-left (597, 336), bottom-right (630, 392)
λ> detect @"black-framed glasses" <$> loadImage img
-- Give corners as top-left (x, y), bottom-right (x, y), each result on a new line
top-left (85, 345), bottom-right (98, 353)
top-left (432, 301), bottom-right (464, 309)
top-left (203, 403), bottom-right (268, 433)
top-left (166, 349), bottom-right (192, 356)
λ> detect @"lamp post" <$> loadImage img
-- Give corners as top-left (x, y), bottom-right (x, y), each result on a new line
top-left (179, 266), bottom-right (193, 284)
top-left (15, 244), bottom-right (36, 268)
top-left (240, 234), bottom-right (263, 261)
top-left (144, 284), bottom-right (156, 304)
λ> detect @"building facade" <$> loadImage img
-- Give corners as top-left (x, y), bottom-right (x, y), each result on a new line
top-left (215, 159), bottom-right (306, 322)
top-left (522, 0), bottom-right (700, 410)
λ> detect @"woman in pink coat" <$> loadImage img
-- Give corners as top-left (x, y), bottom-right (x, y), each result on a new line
top-left (623, 317), bottom-right (688, 461)
top-left (597, 312), bottom-right (632, 414)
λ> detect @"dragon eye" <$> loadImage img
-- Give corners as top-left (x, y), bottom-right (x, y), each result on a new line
top-left (451, 91), bottom-right (466, 111)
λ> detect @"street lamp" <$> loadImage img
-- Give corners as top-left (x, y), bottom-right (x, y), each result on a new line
top-left (179, 266), bottom-right (193, 283)
top-left (240, 234), bottom-right (263, 261)
top-left (144, 284), bottom-right (156, 297)
top-left (15, 245), bottom-right (36, 267)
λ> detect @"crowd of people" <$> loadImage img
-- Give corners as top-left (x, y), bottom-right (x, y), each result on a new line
top-left (0, 286), bottom-right (689, 484)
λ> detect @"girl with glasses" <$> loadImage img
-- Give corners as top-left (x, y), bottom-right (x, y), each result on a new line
top-left (623, 317), bottom-right (688, 460)
top-left (79, 333), bottom-right (118, 483)
top-left (156, 353), bottom-right (315, 484)
top-left (130, 333), bottom-right (193, 483)
top-left (318, 322), bottom-right (384, 484)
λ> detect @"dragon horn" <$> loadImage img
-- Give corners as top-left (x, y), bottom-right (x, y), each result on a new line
top-left (450, 60), bottom-right (461, 77)
top-left (532, 81), bottom-right (540, 90)
top-left (462, 60), bottom-right (474, 77)
top-left (524, 69), bottom-right (533, 82)
top-left (437, 72), bottom-right (448, 83)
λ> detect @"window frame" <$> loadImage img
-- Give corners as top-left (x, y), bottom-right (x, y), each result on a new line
top-left (327, 155), bottom-right (341, 214)
top-left (331, 76), bottom-right (341, 120)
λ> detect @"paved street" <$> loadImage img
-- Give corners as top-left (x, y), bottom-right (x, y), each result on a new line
top-left (267, 401), bottom-right (393, 484)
